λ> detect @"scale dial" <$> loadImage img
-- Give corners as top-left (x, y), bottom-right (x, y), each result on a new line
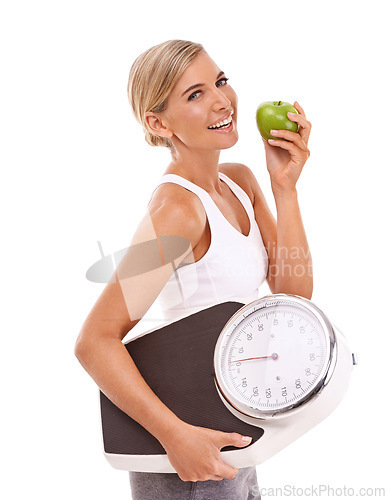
top-left (214, 294), bottom-right (336, 419)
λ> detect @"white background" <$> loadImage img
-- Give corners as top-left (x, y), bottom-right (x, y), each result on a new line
top-left (1, 0), bottom-right (385, 498)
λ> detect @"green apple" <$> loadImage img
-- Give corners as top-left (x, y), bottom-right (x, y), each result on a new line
top-left (256, 101), bottom-right (298, 141)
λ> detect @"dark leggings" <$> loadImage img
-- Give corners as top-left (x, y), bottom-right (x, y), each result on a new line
top-left (129, 466), bottom-right (260, 499)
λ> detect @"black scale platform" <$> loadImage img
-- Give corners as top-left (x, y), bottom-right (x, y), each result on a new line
top-left (100, 301), bottom-right (264, 456)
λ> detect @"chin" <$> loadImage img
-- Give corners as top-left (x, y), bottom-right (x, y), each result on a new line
top-left (210, 123), bottom-right (239, 150)
top-left (219, 129), bottom-right (239, 150)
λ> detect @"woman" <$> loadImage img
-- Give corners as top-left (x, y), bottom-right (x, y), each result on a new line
top-left (75, 39), bottom-right (312, 499)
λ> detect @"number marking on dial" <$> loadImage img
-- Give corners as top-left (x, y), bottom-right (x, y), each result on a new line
top-left (219, 304), bottom-right (329, 412)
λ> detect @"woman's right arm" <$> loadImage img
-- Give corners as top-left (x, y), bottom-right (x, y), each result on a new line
top-left (74, 186), bottom-right (252, 481)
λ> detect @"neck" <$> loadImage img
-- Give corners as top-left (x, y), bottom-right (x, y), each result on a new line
top-left (164, 147), bottom-right (222, 194)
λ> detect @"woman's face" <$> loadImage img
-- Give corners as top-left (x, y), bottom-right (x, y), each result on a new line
top-left (159, 51), bottom-right (238, 152)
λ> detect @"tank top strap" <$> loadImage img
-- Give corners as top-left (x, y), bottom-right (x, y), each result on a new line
top-left (218, 172), bottom-right (255, 223)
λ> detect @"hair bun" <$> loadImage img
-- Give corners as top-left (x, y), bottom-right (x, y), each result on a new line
top-left (144, 128), bottom-right (170, 148)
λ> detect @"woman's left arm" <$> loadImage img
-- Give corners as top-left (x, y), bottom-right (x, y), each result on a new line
top-left (248, 102), bottom-right (313, 299)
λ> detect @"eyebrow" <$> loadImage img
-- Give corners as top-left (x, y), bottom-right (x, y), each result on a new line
top-left (181, 71), bottom-right (225, 97)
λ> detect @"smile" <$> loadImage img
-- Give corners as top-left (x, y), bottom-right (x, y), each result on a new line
top-left (208, 113), bottom-right (233, 130)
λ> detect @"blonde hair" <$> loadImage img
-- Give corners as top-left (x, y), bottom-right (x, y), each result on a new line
top-left (127, 39), bottom-right (204, 150)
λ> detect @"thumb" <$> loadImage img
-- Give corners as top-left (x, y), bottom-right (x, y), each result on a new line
top-left (218, 432), bottom-right (253, 449)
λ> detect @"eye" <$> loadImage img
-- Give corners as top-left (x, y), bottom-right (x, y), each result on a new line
top-left (216, 77), bottom-right (229, 87)
top-left (188, 90), bottom-right (201, 101)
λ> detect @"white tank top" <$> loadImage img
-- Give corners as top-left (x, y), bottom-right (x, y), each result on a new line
top-left (153, 172), bottom-right (269, 322)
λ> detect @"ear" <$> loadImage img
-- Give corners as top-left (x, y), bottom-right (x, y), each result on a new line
top-left (144, 112), bottom-right (173, 139)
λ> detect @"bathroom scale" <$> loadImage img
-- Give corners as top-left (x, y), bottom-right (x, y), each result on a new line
top-left (99, 294), bottom-right (355, 472)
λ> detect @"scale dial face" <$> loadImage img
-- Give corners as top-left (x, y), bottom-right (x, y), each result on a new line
top-left (214, 295), bottom-right (336, 419)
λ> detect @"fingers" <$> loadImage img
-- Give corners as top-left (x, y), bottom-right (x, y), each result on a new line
top-left (210, 475), bottom-right (226, 481)
top-left (175, 429), bottom-right (248, 482)
top-left (210, 431), bottom-right (249, 480)
top-left (214, 431), bottom-right (252, 448)
top-left (181, 469), bottom-right (237, 482)
top-left (270, 129), bottom-right (308, 152)
top-left (202, 467), bottom-right (238, 482)
top-left (293, 101), bottom-right (307, 118)
top-left (268, 104), bottom-right (311, 161)
top-left (220, 465), bottom-right (240, 481)
top-left (290, 101), bottom-right (312, 143)
top-left (267, 136), bottom-right (310, 166)
top-left (287, 110), bottom-right (308, 130)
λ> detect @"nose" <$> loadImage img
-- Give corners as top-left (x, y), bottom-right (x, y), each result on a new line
top-left (212, 85), bottom-right (232, 111)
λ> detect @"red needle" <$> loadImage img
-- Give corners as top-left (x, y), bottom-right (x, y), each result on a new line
top-left (230, 353), bottom-right (278, 363)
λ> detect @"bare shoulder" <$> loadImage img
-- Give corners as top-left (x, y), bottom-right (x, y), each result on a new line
top-left (219, 162), bottom-right (264, 207)
top-left (146, 182), bottom-right (206, 249)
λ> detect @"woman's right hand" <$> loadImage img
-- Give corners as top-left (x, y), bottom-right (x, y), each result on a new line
top-left (161, 421), bottom-right (252, 482)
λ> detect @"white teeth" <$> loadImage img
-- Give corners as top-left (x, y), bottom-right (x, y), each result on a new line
top-left (208, 115), bottom-right (233, 129)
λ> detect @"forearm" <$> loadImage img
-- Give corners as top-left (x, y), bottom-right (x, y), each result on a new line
top-left (269, 187), bottom-right (313, 298)
top-left (75, 335), bottom-right (183, 447)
